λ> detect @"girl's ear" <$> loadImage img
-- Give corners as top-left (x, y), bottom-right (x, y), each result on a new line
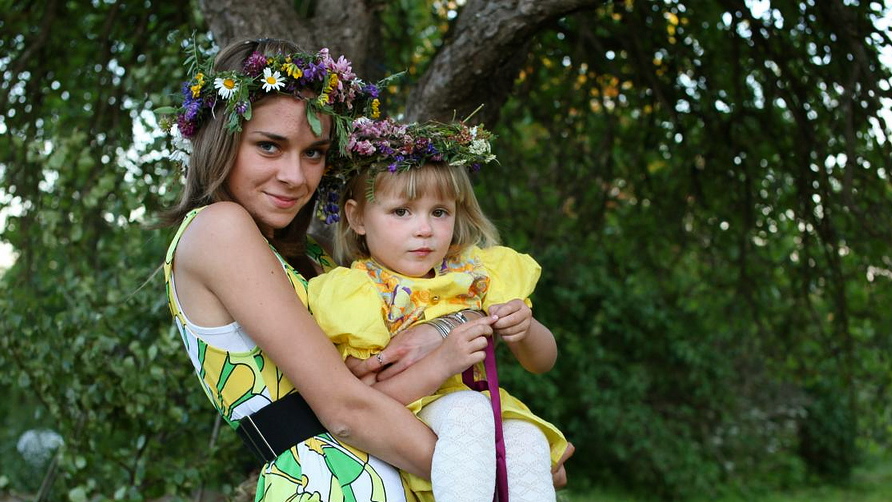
top-left (344, 199), bottom-right (366, 235)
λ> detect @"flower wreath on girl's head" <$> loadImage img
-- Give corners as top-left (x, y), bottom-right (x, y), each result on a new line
top-left (156, 39), bottom-right (391, 221)
top-left (315, 115), bottom-right (499, 223)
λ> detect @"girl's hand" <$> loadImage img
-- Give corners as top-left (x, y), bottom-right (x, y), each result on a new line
top-left (430, 315), bottom-right (497, 377)
top-left (488, 299), bottom-right (532, 343)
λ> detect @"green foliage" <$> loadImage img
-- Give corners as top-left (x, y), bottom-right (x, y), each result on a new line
top-left (1, 0), bottom-right (891, 501)
top-left (798, 382), bottom-right (858, 483)
top-left (0, 1), bottom-right (251, 499)
top-left (480, 1), bottom-right (892, 499)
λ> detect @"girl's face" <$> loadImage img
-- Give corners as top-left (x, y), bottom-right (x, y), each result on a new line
top-left (225, 95), bottom-right (331, 236)
top-left (346, 182), bottom-right (456, 278)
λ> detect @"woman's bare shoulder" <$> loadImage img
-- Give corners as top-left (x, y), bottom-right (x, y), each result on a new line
top-left (176, 202), bottom-right (268, 272)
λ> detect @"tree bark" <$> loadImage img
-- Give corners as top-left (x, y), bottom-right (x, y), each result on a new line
top-left (198, 0), bottom-right (601, 126)
top-left (198, 0), bottom-right (384, 81)
top-left (407, 0), bottom-right (601, 124)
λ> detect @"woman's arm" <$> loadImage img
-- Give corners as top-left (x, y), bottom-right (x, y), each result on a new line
top-left (175, 203), bottom-right (436, 478)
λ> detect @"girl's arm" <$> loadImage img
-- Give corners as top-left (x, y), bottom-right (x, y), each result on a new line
top-left (175, 202), bottom-right (436, 478)
top-left (489, 300), bottom-right (558, 374)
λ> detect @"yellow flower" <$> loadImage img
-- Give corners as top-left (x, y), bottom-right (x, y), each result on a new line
top-left (283, 63), bottom-right (302, 78)
top-left (371, 99), bottom-right (380, 118)
top-left (190, 72), bottom-right (205, 98)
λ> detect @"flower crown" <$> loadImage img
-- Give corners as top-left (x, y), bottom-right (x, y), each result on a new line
top-left (316, 117), bottom-right (498, 224)
top-left (157, 43), bottom-right (382, 149)
top-left (337, 117), bottom-right (497, 177)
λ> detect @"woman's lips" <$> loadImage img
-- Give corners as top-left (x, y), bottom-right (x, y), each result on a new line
top-left (268, 193), bottom-right (298, 209)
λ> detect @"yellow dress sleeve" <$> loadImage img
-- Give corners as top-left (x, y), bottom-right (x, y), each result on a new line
top-left (476, 246), bottom-right (542, 309)
top-left (307, 267), bottom-right (392, 360)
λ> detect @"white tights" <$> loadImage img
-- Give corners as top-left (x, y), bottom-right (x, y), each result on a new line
top-left (417, 390), bottom-right (555, 502)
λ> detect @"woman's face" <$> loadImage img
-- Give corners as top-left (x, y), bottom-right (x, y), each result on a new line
top-left (226, 95), bottom-right (332, 236)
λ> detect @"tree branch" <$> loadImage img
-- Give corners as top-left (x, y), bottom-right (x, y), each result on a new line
top-left (406, 0), bottom-right (603, 123)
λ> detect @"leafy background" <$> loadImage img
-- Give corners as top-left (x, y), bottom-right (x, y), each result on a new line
top-left (1, 1), bottom-right (890, 501)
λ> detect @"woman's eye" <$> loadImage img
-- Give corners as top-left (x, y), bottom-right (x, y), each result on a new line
top-left (257, 141), bottom-right (279, 153)
top-left (306, 147), bottom-right (327, 160)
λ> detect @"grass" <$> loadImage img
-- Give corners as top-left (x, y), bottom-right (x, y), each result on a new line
top-left (559, 456), bottom-right (892, 502)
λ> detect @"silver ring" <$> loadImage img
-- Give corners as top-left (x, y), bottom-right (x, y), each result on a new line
top-left (376, 352), bottom-right (385, 366)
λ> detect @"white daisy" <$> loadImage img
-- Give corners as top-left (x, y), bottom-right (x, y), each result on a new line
top-left (262, 67), bottom-right (285, 92)
top-left (214, 76), bottom-right (238, 99)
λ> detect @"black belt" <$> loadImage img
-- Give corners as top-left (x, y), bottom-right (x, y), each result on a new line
top-left (235, 392), bottom-right (327, 464)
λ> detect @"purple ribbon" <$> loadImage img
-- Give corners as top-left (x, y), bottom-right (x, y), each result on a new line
top-left (462, 336), bottom-right (508, 502)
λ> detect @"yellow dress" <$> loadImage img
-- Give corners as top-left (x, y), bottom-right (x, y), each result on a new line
top-left (165, 207), bottom-right (415, 502)
top-left (308, 245), bottom-right (568, 498)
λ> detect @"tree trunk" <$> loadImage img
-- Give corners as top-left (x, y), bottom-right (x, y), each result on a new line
top-left (198, 0), bottom-right (601, 125)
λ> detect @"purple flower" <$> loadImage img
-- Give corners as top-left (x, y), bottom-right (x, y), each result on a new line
top-left (362, 84), bottom-right (379, 98)
top-left (243, 51), bottom-right (268, 77)
top-left (183, 99), bottom-right (202, 121)
top-left (330, 55), bottom-right (355, 78)
top-left (177, 115), bottom-right (196, 138)
top-left (302, 62), bottom-right (325, 82)
top-left (352, 139), bottom-right (376, 156)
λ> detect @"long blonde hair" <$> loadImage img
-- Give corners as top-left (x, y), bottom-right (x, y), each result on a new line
top-left (335, 162), bottom-right (500, 265)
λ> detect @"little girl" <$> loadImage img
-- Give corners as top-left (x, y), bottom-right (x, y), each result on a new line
top-left (308, 118), bottom-right (568, 502)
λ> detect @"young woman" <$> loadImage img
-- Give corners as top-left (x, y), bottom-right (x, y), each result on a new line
top-left (158, 38), bottom-right (500, 501)
top-left (308, 118), bottom-right (569, 501)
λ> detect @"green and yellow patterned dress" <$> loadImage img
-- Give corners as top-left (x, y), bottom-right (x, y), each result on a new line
top-left (164, 207), bottom-right (412, 502)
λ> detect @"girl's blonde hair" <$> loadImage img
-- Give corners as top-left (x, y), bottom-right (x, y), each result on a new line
top-left (334, 162), bottom-right (500, 265)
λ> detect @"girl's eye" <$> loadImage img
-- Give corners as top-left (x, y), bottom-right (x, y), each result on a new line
top-left (432, 208), bottom-right (449, 218)
top-left (393, 208), bottom-right (409, 217)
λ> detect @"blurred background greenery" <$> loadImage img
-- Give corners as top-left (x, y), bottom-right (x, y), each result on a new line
top-left (1, 0), bottom-right (890, 501)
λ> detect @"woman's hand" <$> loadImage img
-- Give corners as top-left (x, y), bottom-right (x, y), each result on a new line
top-left (345, 322), bottom-right (444, 381)
top-left (349, 315), bottom-right (498, 406)
top-left (552, 442), bottom-right (575, 489)
top-left (346, 313), bottom-right (498, 382)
